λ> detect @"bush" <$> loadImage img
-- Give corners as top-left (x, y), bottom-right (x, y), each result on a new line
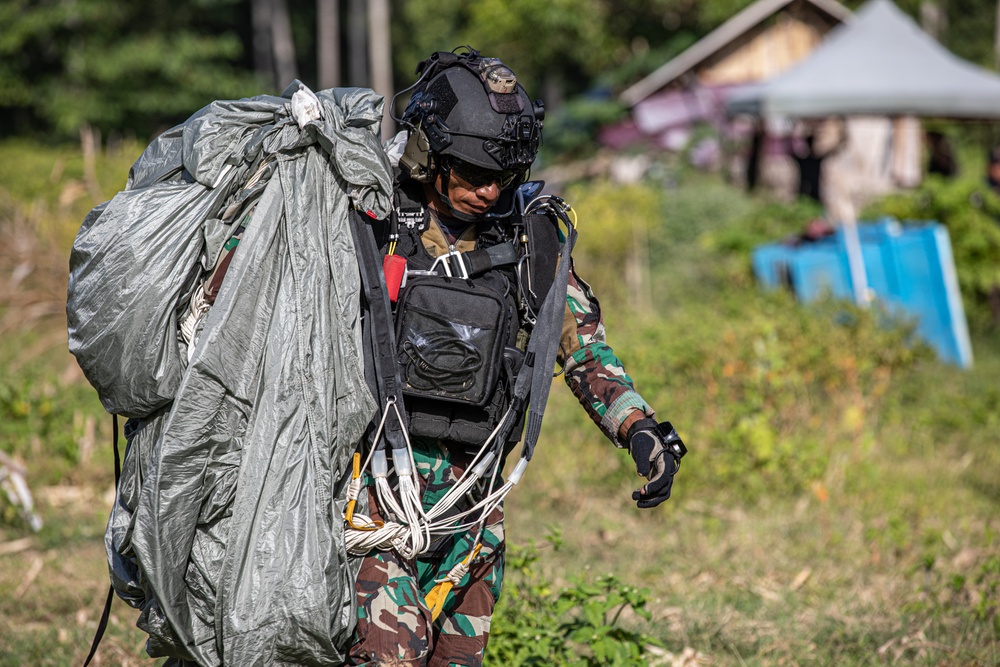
top-left (548, 175), bottom-right (932, 502)
top-left (702, 197), bottom-right (825, 256)
top-left (489, 537), bottom-right (662, 666)
top-left (620, 290), bottom-right (930, 500)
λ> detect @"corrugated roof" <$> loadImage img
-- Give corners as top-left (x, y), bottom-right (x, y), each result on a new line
top-left (620, 0), bottom-right (852, 107)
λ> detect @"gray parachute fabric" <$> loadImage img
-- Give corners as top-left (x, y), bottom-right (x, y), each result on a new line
top-left (68, 84), bottom-right (394, 665)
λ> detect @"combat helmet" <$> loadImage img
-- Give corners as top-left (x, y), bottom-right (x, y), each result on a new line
top-left (396, 47), bottom-right (544, 194)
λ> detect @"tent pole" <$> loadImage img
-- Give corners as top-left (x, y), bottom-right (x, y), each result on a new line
top-left (842, 209), bottom-right (870, 306)
top-left (825, 123), bottom-right (870, 307)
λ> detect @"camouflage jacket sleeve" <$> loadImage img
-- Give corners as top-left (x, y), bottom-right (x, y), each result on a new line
top-left (559, 260), bottom-right (654, 448)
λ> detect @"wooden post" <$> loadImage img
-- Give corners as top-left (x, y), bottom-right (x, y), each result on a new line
top-left (80, 123), bottom-right (103, 204)
top-left (317, 0), bottom-right (340, 89)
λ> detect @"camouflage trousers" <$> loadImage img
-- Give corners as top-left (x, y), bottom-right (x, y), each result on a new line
top-left (347, 439), bottom-right (505, 667)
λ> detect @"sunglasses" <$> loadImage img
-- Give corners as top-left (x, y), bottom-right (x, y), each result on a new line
top-left (448, 158), bottom-right (522, 189)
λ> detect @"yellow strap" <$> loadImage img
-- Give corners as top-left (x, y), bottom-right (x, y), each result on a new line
top-left (424, 544), bottom-right (482, 621)
top-left (345, 453), bottom-right (383, 532)
top-left (344, 453), bottom-right (361, 524)
top-left (424, 581), bottom-right (454, 621)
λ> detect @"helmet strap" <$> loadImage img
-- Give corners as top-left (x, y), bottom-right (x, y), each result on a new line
top-left (430, 163), bottom-right (481, 224)
top-left (426, 159), bottom-right (526, 223)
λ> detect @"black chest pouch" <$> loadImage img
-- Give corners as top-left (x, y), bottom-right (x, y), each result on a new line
top-left (394, 271), bottom-right (523, 449)
top-left (377, 179), bottom-right (560, 450)
top-left (396, 277), bottom-right (511, 407)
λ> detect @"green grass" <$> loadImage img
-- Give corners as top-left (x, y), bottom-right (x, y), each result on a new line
top-left (2, 141), bottom-right (999, 665)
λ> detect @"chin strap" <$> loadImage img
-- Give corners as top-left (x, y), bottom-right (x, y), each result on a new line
top-left (433, 163), bottom-right (481, 224)
top-left (432, 168), bottom-right (522, 223)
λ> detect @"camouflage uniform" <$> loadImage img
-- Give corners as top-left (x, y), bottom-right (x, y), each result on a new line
top-left (348, 220), bottom-right (652, 666)
top-left (348, 439), bottom-right (505, 667)
top-left (561, 265), bottom-right (654, 446)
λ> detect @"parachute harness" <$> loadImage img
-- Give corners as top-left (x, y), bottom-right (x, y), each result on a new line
top-left (344, 194), bottom-right (577, 620)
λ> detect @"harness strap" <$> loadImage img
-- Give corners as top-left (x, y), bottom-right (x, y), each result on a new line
top-left (386, 177), bottom-right (573, 459)
top-left (460, 242), bottom-right (518, 276)
top-left (350, 210), bottom-right (409, 450)
top-left (511, 208), bottom-right (576, 461)
top-left (421, 241), bottom-right (518, 280)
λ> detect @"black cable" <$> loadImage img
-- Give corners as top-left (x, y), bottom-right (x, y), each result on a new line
top-left (401, 330), bottom-right (484, 394)
top-left (82, 414), bottom-right (121, 667)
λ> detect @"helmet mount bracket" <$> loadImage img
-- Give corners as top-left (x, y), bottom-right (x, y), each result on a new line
top-left (400, 127), bottom-right (434, 183)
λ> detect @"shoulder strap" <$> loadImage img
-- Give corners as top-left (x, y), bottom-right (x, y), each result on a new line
top-left (517, 209), bottom-right (576, 460)
top-left (349, 210), bottom-right (409, 450)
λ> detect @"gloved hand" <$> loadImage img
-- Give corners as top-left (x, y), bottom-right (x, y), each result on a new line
top-left (627, 418), bottom-right (687, 509)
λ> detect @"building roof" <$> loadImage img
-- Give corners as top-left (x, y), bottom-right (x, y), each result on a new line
top-left (620, 0), bottom-right (852, 107)
top-left (727, 0), bottom-right (1000, 118)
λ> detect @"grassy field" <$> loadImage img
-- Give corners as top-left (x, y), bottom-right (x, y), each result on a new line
top-left (0, 140), bottom-right (997, 666)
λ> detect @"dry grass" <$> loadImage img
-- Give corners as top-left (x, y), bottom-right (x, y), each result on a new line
top-left (0, 478), bottom-right (162, 667)
top-left (0, 205), bottom-right (73, 342)
top-left (0, 140), bottom-right (155, 665)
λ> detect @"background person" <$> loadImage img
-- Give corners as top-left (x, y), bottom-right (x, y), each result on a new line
top-left (791, 120), bottom-right (847, 203)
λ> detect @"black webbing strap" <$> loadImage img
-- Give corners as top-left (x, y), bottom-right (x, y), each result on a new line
top-left (349, 211), bottom-right (408, 449)
top-left (511, 211), bottom-right (577, 461)
top-left (82, 414), bottom-right (122, 667)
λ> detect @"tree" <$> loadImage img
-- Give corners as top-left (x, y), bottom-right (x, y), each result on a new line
top-left (0, 0), bottom-right (262, 141)
top-left (943, 0), bottom-right (1000, 66)
top-left (6, 0), bottom-right (1000, 144)
top-left (250, 0), bottom-right (299, 90)
top-left (348, 0), bottom-right (368, 86)
top-left (251, 0), bottom-right (277, 86)
top-left (388, 0), bottom-right (741, 110)
top-left (368, 0), bottom-right (394, 136)
top-left (316, 0), bottom-right (340, 88)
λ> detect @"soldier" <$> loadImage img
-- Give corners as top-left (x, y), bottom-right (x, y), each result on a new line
top-left (346, 48), bottom-right (687, 667)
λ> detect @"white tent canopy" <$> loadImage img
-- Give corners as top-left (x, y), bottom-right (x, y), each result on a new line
top-left (727, 0), bottom-right (1000, 118)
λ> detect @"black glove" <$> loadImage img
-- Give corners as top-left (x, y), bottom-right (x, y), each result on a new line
top-left (627, 418), bottom-right (687, 509)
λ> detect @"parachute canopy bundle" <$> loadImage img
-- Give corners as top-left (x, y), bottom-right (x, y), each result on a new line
top-left (67, 83), bottom-right (394, 665)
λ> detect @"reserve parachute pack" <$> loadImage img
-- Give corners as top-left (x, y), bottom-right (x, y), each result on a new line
top-left (67, 83), bottom-right (393, 666)
top-left (378, 178), bottom-right (563, 451)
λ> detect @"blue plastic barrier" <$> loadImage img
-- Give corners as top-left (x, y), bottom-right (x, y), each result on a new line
top-left (751, 219), bottom-right (973, 368)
